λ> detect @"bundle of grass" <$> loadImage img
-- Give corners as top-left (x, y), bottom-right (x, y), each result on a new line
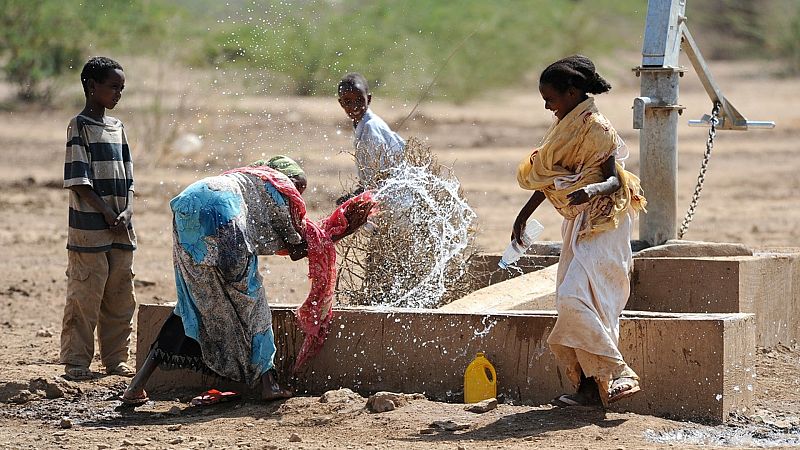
top-left (335, 138), bottom-right (478, 308)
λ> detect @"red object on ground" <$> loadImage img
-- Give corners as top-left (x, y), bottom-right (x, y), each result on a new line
top-left (190, 388), bottom-right (241, 406)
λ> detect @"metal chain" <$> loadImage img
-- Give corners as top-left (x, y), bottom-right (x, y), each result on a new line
top-left (678, 102), bottom-right (720, 239)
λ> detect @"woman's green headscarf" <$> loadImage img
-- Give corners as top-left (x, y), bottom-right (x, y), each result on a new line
top-left (250, 155), bottom-right (305, 179)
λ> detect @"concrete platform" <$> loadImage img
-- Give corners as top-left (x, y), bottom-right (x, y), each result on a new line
top-left (137, 303), bottom-right (754, 423)
top-left (630, 252), bottom-right (800, 347)
top-left (451, 250), bottom-right (800, 348)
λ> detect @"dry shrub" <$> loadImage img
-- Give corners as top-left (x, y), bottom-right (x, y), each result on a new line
top-left (335, 138), bottom-right (478, 308)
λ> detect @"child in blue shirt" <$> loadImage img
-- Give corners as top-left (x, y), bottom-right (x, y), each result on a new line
top-left (337, 73), bottom-right (405, 203)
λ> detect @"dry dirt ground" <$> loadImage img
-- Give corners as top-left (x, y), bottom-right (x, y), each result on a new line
top-left (1, 55), bottom-right (799, 449)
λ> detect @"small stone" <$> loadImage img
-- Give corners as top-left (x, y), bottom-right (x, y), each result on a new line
top-left (97, 444), bottom-right (111, 449)
top-left (166, 406), bottom-right (181, 415)
top-left (418, 428), bottom-right (436, 435)
top-left (9, 389), bottom-right (37, 404)
top-left (53, 432), bottom-right (66, 437)
top-left (133, 442), bottom-right (148, 447)
top-left (773, 420), bottom-right (792, 429)
top-left (121, 439), bottom-right (134, 446)
top-left (59, 417), bottom-right (73, 429)
top-left (245, 422), bottom-right (255, 427)
top-left (457, 445), bottom-right (467, 450)
top-left (366, 392), bottom-right (418, 413)
top-left (166, 424), bottom-right (182, 431)
top-left (431, 420), bottom-right (469, 431)
top-left (35, 329), bottom-right (53, 337)
top-left (319, 388), bottom-right (362, 404)
top-left (289, 433), bottom-right (302, 442)
top-left (464, 398), bottom-right (498, 414)
top-left (168, 437), bottom-right (184, 445)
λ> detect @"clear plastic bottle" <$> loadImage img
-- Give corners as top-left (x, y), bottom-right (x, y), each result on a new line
top-left (498, 219), bottom-right (544, 269)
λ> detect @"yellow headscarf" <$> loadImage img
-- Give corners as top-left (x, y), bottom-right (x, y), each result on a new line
top-left (517, 97), bottom-right (646, 239)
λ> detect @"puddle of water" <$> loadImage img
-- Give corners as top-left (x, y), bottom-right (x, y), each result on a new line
top-left (645, 424), bottom-right (800, 448)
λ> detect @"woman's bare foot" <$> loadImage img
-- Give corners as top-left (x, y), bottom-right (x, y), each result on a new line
top-left (120, 388), bottom-right (149, 406)
top-left (261, 370), bottom-right (292, 401)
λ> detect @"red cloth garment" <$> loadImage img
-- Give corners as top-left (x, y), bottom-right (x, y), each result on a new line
top-left (222, 166), bottom-right (372, 371)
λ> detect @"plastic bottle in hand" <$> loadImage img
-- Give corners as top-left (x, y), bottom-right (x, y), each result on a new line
top-left (498, 219), bottom-right (544, 269)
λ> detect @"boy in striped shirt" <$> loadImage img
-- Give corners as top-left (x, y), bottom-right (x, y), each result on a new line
top-left (60, 56), bottom-right (137, 380)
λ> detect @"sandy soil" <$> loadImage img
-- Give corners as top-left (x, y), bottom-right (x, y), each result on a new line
top-left (1, 55), bottom-right (799, 449)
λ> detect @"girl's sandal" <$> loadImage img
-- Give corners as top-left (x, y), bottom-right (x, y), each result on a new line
top-left (551, 393), bottom-right (597, 407)
top-left (608, 377), bottom-right (640, 404)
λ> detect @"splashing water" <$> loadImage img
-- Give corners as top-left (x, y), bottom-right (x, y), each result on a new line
top-left (336, 157), bottom-right (476, 309)
top-left (473, 315), bottom-right (498, 338)
top-left (374, 162), bottom-right (476, 307)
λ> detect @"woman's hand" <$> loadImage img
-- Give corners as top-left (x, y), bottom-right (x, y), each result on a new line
top-left (333, 197), bottom-right (376, 241)
top-left (567, 186), bottom-right (594, 205)
top-left (512, 214), bottom-right (528, 246)
top-left (512, 191), bottom-right (546, 245)
top-left (567, 155), bottom-right (621, 206)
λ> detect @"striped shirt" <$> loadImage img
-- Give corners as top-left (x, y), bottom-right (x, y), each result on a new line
top-left (63, 115), bottom-right (136, 252)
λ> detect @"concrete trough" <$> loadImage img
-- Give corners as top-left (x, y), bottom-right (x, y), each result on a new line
top-left (137, 303), bottom-right (754, 424)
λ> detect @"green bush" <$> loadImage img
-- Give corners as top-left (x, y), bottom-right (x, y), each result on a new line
top-left (0, 0), bottom-right (85, 101)
top-left (0, 0), bottom-right (185, 102)
top-left (688, 0), bottom-right (800, 72)
top-left (201, 0), bottom-right (645, 101)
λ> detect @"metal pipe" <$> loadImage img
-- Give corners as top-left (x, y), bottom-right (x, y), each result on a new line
top-left (688, 119), bottom-right (776, 129)
top-left (638, 68), bottom-right (681, 245)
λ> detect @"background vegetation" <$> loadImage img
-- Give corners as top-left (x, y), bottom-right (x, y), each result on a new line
top-left (1, 0), bottom-right (798, 103)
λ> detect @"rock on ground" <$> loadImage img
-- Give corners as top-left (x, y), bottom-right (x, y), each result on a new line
top-left (465, 397), bottom-right (498, 413)
top-left (319, 388), bottom-right (363, 404)
top-left (366, 392), bottom-right (425, 413)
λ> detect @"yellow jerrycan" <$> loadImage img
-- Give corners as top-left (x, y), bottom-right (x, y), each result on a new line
top-left (464, 352), bottom-right (497, 403)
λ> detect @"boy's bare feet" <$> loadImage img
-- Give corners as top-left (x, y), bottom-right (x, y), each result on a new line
top-left (64, 364), bottom-right (93, 381)
top-left (106, 362), bottom-right (136, 377)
